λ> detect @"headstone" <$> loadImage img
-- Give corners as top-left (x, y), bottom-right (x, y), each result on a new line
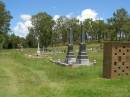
top-left (65, 28), bottom-right (76, 64)
top-left (76, 22), bottom-right (89, 65)
top-left (17, 44), bottom-right (23, 51)
top-left (103, 42), bottom-right (130, 79)
top-left (93, 59), bottom-right (96, 65)
top-left (36, 36), bottom-right (41, 56)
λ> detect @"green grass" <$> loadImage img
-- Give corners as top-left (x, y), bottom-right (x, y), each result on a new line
top-left (0, 44), bottom-right (130, 97)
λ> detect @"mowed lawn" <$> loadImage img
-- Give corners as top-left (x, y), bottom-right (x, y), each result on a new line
top-left (0, 44), bottom-right (130, 97)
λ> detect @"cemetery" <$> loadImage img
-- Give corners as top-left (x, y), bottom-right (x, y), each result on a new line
top-left (0, 0), bottom-right (130, 97)
top-left (1, 42), bottom-right (130, 97)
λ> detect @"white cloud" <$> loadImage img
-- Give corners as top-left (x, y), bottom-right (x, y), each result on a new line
top-left (53, 15), bottom-right (60, 21)
top-left (96, 17), bottom-right (104, 20)
top-left (77, 9), bottom-right (98, 21)
top-left (20, 14), bottom-right (32, 21)
top-left (66, 12), bottom-right (73, 18)
top-left (53, 9), bottom-right (100, 22)
top-left (53, 13), bottom-right (74, 21)
top-left (24, 20), bottom-right (32, 27)
top-left (13, 14), bottom-right (32, 37)
top-left (13, 9), bottom-right (102, 37)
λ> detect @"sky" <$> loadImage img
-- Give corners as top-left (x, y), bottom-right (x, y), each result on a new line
top-left (2, 0), bottom-right (130, 37)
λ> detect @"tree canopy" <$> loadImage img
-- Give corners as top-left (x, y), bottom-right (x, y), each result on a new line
top-left (28, 12), bottom-right (54, 48)
top-left (0, 1), bottom-right (12, 49)
top-left (0, 1), bottom-right (12, 35)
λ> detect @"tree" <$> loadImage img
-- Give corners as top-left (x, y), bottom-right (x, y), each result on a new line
top-left (0, 1), bottom-right (12, 49)
top-left (94, 20), bottom-right (106, 42)
top-left (53, 16), bottom-right (68, 45)
top-left (83, 19), bottom-right (93, 41)
top-left (0, 1), bottom-right (12, 35)
top-left (1, 34), bottom-right (24, 49)
top-left (53, 17), bottom-right (80, 45)
top-left (0, 34), bottom-right (5, 49)
top-left (30, 12), bottom-right (54, 48)
top-left (107, 8), bottom-right (129, 41)
top-left (26, 30), bottom-right (37, 48)
top-left (66, 18), bottom-right (80, 43)
top-left (122, 18), bottom-right (130, 41)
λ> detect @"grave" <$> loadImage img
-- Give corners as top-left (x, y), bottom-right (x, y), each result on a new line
top-left (51, 26), bottom-right (93, 66)
top-left (76, 23), bottom-right (90, 65)
top-left (37, 40), bottom-right (41, 56)
top-left (64, 28), bottom-right (76, 64)
top-left (103, 42), bottom-right (130, 79)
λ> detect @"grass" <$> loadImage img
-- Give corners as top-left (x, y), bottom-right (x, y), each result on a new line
top-left (0, 43), bottom-right (130, 97)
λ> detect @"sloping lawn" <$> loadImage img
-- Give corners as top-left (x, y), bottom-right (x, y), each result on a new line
top-left (0, 44), bottom-right (130, 97)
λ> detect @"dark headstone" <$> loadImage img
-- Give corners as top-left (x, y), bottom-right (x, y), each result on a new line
top-left (76, 23), bottom-right (89, 65)
top-left (65, 28), bottom-right (76, 64)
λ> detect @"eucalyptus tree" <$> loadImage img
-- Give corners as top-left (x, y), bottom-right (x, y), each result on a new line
top-left (66, 18), bottom-right (80, 43)
top-left (30, 12), bottom-right (54, 48)
top-left (107, 8), bottom-right (129, 41)
top-left (122, 18), bottom-right (130, 41)
top-left (83, 19), bottom-right (94, 41)
top-left (52, 16), bottom-right (68, 45)
top-left (95, 20), bottom-right (107, 42)
top-left (0, 1), bottom-right (12, 48)
top-left (53, 16), bottom-right (80, 45)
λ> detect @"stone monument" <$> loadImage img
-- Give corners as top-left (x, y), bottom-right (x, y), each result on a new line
top-left (65, 28), bottom-right (76, 64)
top-left (36, 35), bottom-right (41, 56)
top-left (76, 22), bottom-right (89, 65)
